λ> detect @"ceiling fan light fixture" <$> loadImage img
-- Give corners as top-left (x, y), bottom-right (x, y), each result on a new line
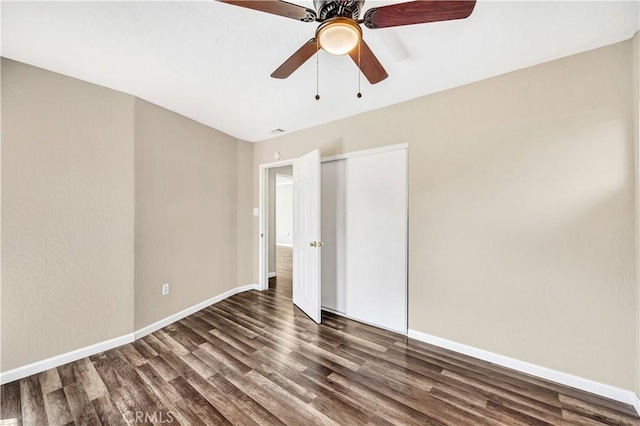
top-left (317, 18), bottom-right (362, 56)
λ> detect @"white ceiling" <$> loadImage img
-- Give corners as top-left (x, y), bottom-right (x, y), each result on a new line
top-left (2, 1), bottom-right (638, 142)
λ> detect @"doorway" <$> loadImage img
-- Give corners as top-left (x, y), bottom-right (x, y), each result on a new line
top-left (268, 169), bottom-right (293, 297)
top-left (258, 150), bottom-right (322, 323)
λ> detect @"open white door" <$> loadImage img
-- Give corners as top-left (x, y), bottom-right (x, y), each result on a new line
top-left (292, 149), bottom-right (322, 323)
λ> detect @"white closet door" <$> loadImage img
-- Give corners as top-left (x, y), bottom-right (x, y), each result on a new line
top-left (347, 149), bottom-right (407, 333)
top-left (321, 159), bottom-right (347, 314)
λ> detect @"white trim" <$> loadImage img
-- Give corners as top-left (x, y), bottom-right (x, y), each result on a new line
top-left (0, 284), bottom-right (259, 385)
top-left (321, 143), bottom-right (408, 163)
top-left (0, 333), bottom-right (135, 385)
top-left (276, 243), bottom-right (293, 248)
top-left (259, 163), bottom-right (266, 291)
top-left (345, 158), bottom-right (350, 319)
top-left (135, 284), bottom-right (259, 339)
top-left (268, 272), bottom-right (277, 278)
top-left (407, 329), bottom-right (640, 416)
top-left (260, 158), bottom-right (296, 169)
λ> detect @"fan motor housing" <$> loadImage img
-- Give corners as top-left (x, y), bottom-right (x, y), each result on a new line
top-left (313, 0), bottom-right (365, 20)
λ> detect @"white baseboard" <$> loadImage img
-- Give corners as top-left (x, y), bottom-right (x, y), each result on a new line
top-left (276, 243), bottom-right (293, 247)
top-left (0, 333), bottom-right (135, 385)
top-left (0, 284), bottom-right (259, 385)
top-left (407, 329), bottom-right (640, 416)
top-left (134, 283), bottom-right (259, 340)
top-left (268, 272), bottom-right (277, 278)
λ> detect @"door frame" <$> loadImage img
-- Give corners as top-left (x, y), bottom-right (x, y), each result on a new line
top-left (258, 159), bottom-right (295, 291)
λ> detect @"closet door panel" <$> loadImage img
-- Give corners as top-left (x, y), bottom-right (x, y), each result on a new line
top-left (347, 149), bottom-right (407, 333)
top-left (321, 160), bottom-right (347, 313)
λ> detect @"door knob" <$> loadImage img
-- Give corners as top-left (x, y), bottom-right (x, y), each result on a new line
top-left (309, 241), bottom-right (324, 247)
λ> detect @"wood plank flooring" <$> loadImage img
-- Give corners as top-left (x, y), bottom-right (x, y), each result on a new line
top-left (2, 246), bottom-right (639, 425)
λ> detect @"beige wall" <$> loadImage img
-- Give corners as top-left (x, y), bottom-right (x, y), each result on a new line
top-left (134, 99), bottom-right (248, 329)
top-left (1, 59), bottom-right (135, 371)
top-left (236, 141), bottom-right (255, 287)
top-left (253, 40), bottom-right (637, 391)
top-left (1, 59), bottom-right (255, 373)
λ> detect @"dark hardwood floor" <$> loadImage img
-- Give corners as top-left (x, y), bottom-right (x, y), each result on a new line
top-left (2, 246), bottom-right (639, 425)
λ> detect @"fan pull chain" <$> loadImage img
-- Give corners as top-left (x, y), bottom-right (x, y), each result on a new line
top-left (357, 39), bottom-right (362, 99)
top-left (315, 38), bottom-right (320, 101)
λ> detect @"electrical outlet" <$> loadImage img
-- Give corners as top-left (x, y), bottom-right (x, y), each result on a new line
top-left (162, 283), bottom-right (170, 296)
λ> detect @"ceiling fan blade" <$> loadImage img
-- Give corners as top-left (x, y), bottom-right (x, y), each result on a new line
top-left (218, 0), bottom-right (317, 22)
top-left (363, 1), bottom-right (476, 29)
top-left (272, 39), bottom-right (320, 79)
top-left (348, 39), bottom-right (388, 84)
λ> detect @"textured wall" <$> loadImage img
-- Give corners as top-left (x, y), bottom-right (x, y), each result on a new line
top-left (252, 40), bottom-right (637, 391)
top-left (1, 59), bottom-right (135, 371)
top-left (134, 99), bottom-right (246, 330)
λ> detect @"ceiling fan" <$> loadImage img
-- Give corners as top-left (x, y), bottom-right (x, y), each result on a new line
top-left (218, 0), bottom-right (477, 85)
